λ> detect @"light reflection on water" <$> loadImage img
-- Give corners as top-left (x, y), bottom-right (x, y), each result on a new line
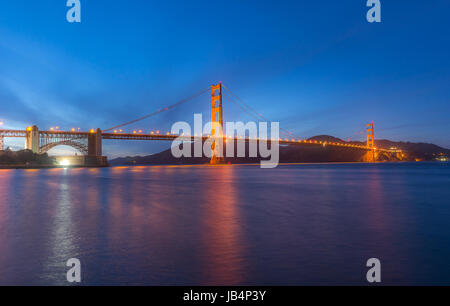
top-left (0, 162), bottom-right (449, 285)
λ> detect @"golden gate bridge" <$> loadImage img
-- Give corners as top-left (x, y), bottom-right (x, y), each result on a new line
top-left (0, 83), bottom-right (400, 166)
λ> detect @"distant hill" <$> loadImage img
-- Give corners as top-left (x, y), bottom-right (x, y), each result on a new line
top-left (109, 135), bottom-right (450, 166)
top-left (309, 135), bottom-right (347, 143)
top-left (373, 139), bottom-right (450, 160)
top-left (308, 135), bottom-right (450, 161)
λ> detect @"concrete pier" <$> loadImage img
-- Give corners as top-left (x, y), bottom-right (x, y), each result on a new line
top-left (25, 125), bottom-right (39, 153)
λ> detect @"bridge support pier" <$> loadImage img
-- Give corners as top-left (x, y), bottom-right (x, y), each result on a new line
top-left (88, 128), bottom-right (103, 157)
top-left (26, 125), bottom-right (39, 153)
top-left (0, 135), bottom-right (4, 151)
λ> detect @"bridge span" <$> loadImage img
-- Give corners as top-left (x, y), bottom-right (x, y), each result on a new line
top-left (0, 83), bottom-right (402, 166)
top-left (0, 125), bottom-right (401, 166)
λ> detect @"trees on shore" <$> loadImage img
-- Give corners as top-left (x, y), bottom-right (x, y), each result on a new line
top-left (0, 149), bottom-right (55, 165)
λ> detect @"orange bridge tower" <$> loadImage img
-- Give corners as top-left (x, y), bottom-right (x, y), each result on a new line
top-left (210, 83), bottom-right (225, 164)
top-left (367, 122), bottom-right (376, 162)
top-left (367, 122), bottom-right (375, 148)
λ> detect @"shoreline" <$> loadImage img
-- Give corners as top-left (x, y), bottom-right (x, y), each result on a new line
top-left (1, 160), bottom-right (441, 170)
top-left (0, 164), bottom-right (109, 170)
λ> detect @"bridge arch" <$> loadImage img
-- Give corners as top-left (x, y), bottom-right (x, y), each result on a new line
top-left (40, 140), bottom-right (89, 156)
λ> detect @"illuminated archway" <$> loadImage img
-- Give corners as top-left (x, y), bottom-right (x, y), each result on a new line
top-left (40, 140), bottom-right (88, 156)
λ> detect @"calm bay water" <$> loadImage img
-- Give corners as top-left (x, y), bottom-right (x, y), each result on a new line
top-left (0, 162), bottom-right (449, 286)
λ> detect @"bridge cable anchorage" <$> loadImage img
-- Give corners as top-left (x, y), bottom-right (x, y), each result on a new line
top-left (222, 84), bottom-right (302, 139)
top-left (104, 87), bottom-right (212, 132)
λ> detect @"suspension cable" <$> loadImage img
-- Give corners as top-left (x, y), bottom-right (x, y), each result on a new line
top-left (222, 85), bottom-right (302, 139)
top-left (223, 93), bottom-right (294, 139)
top-left (104, 87), bottom-right (211, 132)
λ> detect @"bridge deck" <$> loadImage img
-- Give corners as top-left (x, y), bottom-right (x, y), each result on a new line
top-left (98, 133), bottom-right (399, 153)
top-left (0, 129), bottom-right (400, 153)
top-left (0, 129), bottom-right (27, 137)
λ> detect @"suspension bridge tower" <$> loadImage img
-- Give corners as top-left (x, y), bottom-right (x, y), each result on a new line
top-left (367, 122), bottom-right (375, 162)
top-left (210, 83), bottom-right (225, 164)
top-left (367, 123), bottom-right (375, 148)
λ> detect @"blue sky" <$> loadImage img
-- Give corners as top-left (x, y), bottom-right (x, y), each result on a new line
top-left (0, 0), bottom-right (449, 157)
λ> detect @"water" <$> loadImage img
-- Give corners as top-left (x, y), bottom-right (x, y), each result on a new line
top-left (0, 162), bottom-right (449, 286)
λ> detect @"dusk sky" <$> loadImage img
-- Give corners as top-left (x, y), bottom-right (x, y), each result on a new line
top-left (1, 0), bottom-right (449, 157)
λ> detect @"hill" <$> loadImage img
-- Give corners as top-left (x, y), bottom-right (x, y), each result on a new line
top-left (110, 136), bottom-right (450, 166)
